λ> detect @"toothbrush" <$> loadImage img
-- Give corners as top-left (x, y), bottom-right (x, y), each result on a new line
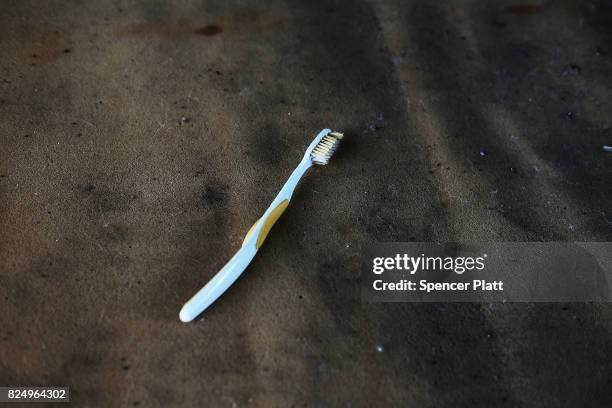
top-left (179, 128), bottom-right (344, 322)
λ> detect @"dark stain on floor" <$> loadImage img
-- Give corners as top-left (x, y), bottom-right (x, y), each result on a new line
top-left (19, 31), bottom-right (70, 65)
top-left (114, 8), bottom-right (285, 39)
top-left (194, 24), bottom-right (222, 36)
top-left (200, 182), bottom-right (228, 209)
top-left (504, 4), bottom-right (543, 16)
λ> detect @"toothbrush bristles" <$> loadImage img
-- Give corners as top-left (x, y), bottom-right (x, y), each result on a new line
top-left (311, 131), bottom-right (343, 165)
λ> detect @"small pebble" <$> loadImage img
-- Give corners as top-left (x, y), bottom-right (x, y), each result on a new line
top-left (376, 345), bottom-right (384, 353)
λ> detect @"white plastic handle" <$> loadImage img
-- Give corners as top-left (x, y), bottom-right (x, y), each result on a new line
top-left (179, 244), bottom-right (257, 322)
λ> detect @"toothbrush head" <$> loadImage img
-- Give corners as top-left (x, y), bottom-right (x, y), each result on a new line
top-left (310, 131), bottom-right (344, 165)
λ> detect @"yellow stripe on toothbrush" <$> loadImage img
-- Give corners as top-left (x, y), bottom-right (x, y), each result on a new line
top-left (242, 199), bottom-right (289, 249)
top-left (243, 217), bottom-right (261, 246)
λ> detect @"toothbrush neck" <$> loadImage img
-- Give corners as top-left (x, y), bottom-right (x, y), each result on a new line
top-left (273, 159), bottom-right (312, 204)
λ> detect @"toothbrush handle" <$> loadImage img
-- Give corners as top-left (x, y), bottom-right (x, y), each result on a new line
top-left (179, 160), bottom-right (312, 322)
top-left (179, 244), bottom-right (257, 322)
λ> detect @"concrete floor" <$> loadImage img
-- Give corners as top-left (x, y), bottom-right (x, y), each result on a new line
top-left (1, 0), bottom-right (611, 406)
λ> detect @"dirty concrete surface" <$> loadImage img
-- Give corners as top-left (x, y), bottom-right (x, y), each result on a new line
top-left (1, 0), bottom-right (612, 406)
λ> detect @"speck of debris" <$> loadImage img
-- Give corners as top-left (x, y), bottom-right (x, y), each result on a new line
top-left (479, 149), bottom-right (487, 157)
top-left (562, 64), bottom-right (581, 76)
top-left (564, 111), bottom-right (575, 121)
top-left (603, 145), bottom-right (612, 152)
top-left (376, 345), bottom-right (384, 352)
